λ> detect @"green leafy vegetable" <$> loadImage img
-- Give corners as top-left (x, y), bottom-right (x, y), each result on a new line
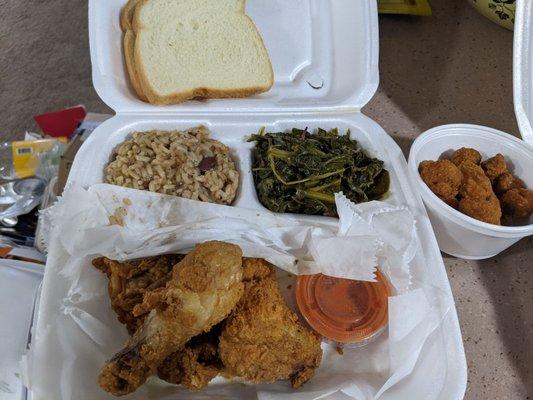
top-left (249, 127), bottom-right (390, 216)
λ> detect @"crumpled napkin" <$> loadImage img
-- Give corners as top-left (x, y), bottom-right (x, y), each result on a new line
top-left (303, 194), bottom-right (418, 288)
top-left (46, 184), bottom-right (417, 288)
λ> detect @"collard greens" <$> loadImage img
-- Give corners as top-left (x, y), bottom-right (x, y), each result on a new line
top-left (250, 128), bottom-right (390, 216)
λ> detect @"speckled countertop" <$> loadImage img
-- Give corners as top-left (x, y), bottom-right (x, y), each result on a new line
top-left (0, 0), bottom-right (531, 398)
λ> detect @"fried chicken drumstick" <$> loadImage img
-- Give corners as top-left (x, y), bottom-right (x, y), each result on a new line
top-left (219, 258), bottom-right (322, 388)
top-left (93, 254), bottom-right (223, 391)
top-left (98, 241), bottom-right (244, 396)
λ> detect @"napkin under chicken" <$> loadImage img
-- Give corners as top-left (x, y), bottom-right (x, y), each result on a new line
top-left (98, 241), bottom-right (244, 396)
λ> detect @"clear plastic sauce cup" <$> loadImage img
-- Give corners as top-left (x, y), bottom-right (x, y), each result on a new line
top-left (296, 270), bottom-right (391, 347)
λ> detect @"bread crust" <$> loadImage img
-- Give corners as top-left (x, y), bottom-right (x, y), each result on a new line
top-left (237, 0), bottom-right (246, 13)
top-left (123, 30), bottom-right (148, 101)
top-left (120, 0), bottom-right (141, 31)
top-left (130, 0), bottom-right (273, 105)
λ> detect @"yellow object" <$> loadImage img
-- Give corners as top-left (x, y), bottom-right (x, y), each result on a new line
top-left (11, 138), bottom-right (67, 179)
top-left (378, 0), bottom-right (432, 16)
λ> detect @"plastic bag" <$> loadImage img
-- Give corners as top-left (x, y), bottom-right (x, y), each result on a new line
top-left (0, 138), bottom-right (66, 181)
top-left (0, 138), bottom-right (65, 221)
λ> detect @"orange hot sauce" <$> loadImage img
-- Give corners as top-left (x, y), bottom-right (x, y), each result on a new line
top-left (296, 270), bottom-right (391, 345)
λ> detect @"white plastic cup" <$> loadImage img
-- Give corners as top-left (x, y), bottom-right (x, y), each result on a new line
top-left (408, 124), bottom-right (533, 260)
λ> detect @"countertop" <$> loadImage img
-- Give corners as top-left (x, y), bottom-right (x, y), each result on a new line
top-left (0, 0), bottom-right (531, 398)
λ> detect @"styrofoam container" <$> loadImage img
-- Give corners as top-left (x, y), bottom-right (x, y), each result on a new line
top-left (68, 114), bottom-right (468, 400)
top-left (88, 0), bottom-right (379, 114)
top-left (0, 259), bottom-right (43, 400)
top-left (409, 124), bottom-right (533, 260)
top-left (514, 0), bottom-right (533, 145)
top-left (29, 1), bottom-right (466, 399)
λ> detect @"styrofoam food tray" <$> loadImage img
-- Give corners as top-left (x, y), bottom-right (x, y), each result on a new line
top-left (408, 124), bottom-right (533, 260)
top-left (30, 1), bottom-right (466, 399)
top-left (66, 114), bottom-right (467, 400)
top-left (514, 0), bottom-right (533, 145)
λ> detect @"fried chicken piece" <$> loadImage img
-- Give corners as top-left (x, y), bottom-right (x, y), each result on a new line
top-left (500, 188), bottom-right (533, 219)
top-left (419, 160), bottom-right (462, 205)
top-left (450, 147), bottom-right (482, 166)
top-left (154, 258), bottom-right (278, 390)
top-left (157, 325), bottom-right (222, 391)
top-left (155, 258), bottom-right (278, 390)
top-left (458, 196), bottom-right (502, 225)
top-left (94, 254), bottom-right (224, 390)
top-left (458, 162), bottom-right (501, 224)
top-left (219, 259), bottom-right (322, 388)
top-left (446, 197), bottom-right (459, 209)
top-left (481, 153), bottom-right (508, 183)
top-left (92, 255), bottom-right (183, 334)
top-left (240, 257), bottom-right (277, 282)
top-left (459, 162), bottom-right (494, 198)
top-left (98, 241), bottom-right (244, 396)
top-left (494, 172), bottom-right (525, 195)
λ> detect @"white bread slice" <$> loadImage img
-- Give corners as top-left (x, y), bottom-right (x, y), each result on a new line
top-left (123, 30), bottom-right (148, 101)
top-left (120, 0), bottom-right (142, 32)
top-left (131, 0), bottom-right (273, 105)
top-left (134, 0), bottom-right (246, 26)
top-left (121, 0), bottom-right (245, 32)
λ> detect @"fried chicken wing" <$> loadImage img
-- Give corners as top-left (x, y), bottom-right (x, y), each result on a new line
top-left (219, 259), bottom-right (322, 388)
top-left (481, 153), bottom-right (508, 183)
top-left (450, 147), bottom-right (482, 166)
top-left (458, 162), bottom-right (501, 224)
top-left (419, 160), bottom-right (462, 206)
top-left (98, 241), bottom-right (244, 396)
top-left (500, 188), bottom-right (533, 219)
top-left (92, 255), bottom-right (182, 334)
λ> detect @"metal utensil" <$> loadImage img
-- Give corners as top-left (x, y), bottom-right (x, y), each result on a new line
top-left (0, 216), bottom-right (18, 227)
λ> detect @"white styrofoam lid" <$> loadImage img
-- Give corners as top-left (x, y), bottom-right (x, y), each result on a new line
top-left (514, 0), bottom-right (533, 145)
top-left (89, 0), bottom-right (379, 114)
top-left (0, 260), bottom-right (43, 400)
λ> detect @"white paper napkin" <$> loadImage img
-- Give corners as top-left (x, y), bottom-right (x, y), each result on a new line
top-left (44, 185), bottom-right (417, 285)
